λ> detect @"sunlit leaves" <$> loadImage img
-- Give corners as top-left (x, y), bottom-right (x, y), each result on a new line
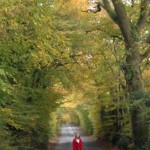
top-left (0, 0), bottom-right (72, 149)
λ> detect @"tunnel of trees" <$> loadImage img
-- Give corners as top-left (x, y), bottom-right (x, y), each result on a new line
top-left (0, 0), bottom-right (150, 150)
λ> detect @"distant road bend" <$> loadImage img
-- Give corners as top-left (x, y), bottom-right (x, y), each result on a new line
top-left (54, 124), bottom-right (100, 150)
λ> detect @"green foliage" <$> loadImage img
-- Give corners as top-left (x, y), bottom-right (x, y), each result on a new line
top-left (0, 0), bottom-right (150, 149)
top-left (76, 106), bottom-right (93, 135)
top-left (49, 112), bottom-right (60, 139)
top-left (0, 0), bottom-right (71, 149)
top-left (88, 104), bottom-right (102, 138)
top-left (142, 127), bottom-right (150, 150)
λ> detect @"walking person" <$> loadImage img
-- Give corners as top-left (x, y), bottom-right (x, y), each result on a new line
top-left (72, 132), bottom-right (83, 150)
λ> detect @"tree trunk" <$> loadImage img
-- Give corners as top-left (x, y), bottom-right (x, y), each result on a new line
top-left (101, 0), bottom-right (149, 148)
top-left (123, 46), bottom-right (148, 149)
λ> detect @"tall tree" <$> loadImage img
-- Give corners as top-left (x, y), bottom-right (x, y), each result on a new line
top-left (97, 0), bottom-right (150, 148)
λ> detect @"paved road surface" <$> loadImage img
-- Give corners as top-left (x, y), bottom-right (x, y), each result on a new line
top-left (54, 124), bottom-right (100, 150)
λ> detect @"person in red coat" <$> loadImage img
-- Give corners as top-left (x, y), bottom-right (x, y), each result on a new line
top-left (72, 132), bottom-right (83, 150)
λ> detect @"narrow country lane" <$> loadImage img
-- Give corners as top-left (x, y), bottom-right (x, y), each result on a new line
top-left (53, 124), bottom-right (101, 150)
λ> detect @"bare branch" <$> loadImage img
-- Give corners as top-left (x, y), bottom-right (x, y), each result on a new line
top-left (111, 35), bottom-right (124, 41)
top-left (137, 0), bottom-right (149, 31)
top-left (85, 28), bottom-right (123, 40)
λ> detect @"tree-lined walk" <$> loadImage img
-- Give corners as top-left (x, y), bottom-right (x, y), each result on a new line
top-left (53, 125), bottom-right (100, 150)
top-left (0, 0), bottom-right (150, 150)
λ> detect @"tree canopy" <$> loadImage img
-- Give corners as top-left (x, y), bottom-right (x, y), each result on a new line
top-left (0, 0), bottom-right (150, 150)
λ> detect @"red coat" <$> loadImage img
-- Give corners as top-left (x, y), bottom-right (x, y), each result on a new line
top-left (72, 138), bottom-right (83, 150)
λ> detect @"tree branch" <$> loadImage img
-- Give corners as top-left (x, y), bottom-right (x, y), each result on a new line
top-left (85, 28), bottom-right (123, 40)
top-left (137, 0), bottom-right (149, 31)
top-left (111, 0), bottom-right (133, 48)
top-left (102, 0), bottom-right (118, 24)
